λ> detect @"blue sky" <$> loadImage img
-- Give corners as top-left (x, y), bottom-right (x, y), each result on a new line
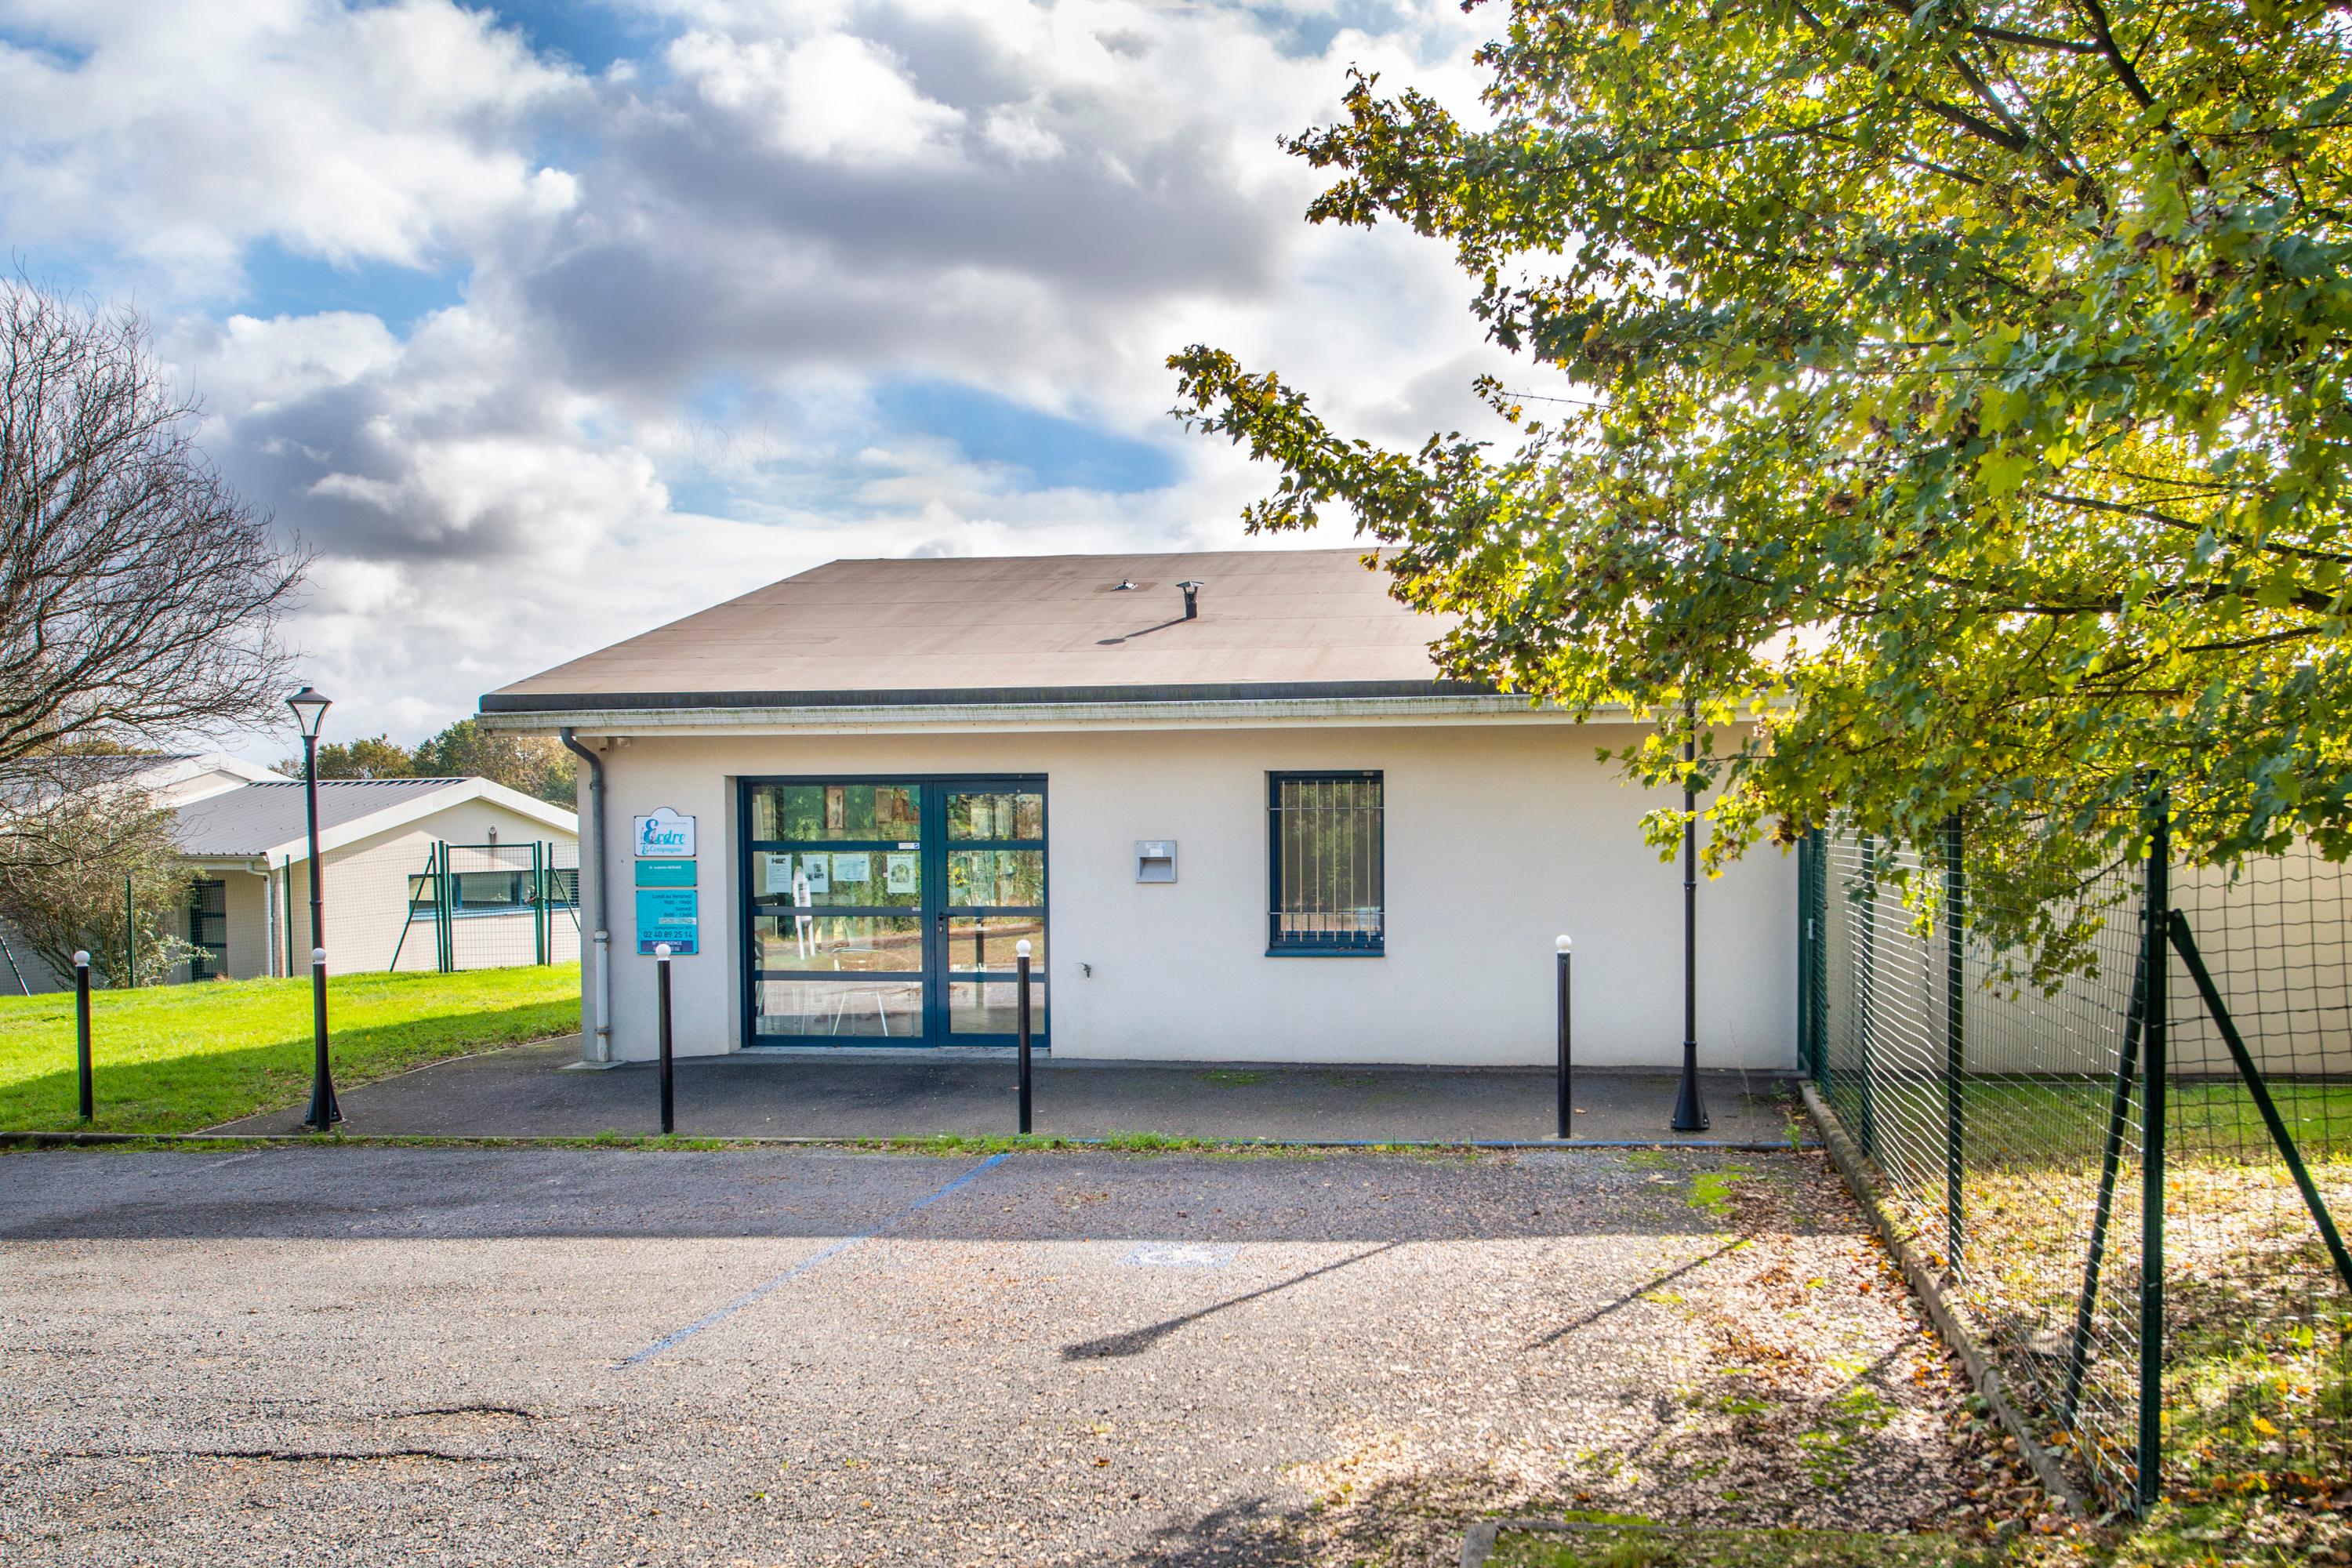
top-left (0, 0), bottom-right (1505, 746)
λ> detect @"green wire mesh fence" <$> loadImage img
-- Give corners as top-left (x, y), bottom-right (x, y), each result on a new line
top-left (386, 839), bottom-right (581, 974)
top-left (1802, 811), bottom-right (2352, 1511)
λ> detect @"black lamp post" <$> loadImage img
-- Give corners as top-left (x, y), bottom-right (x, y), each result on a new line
top-left (288, 684), bottom-right (340, 1131)
top-left (1670, 696), bottom-right (1710, 1132)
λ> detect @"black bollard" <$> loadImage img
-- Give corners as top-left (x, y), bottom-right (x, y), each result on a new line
top-left (1555, 935), bottom-right (1573, 1139)
top-left (303, 946), bottom-right (340, 1131)
top-left (1015, 938), bottom-right (1033, 1134)
top-left (656, 943), bottom-right (675, 1135)
top-left (74, 949), bottom-right (92, 1123)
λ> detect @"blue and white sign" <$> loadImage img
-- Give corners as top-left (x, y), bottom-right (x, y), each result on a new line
top-left (633, 807), bottom-right (695, 858)
top-left (636, 888), bottom-right (699, 955)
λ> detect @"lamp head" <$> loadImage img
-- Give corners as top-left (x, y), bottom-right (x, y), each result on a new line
top-left (285, 685), bottom-right (332, 739)
top-left (1556, 934), bottom-right (1573, 954)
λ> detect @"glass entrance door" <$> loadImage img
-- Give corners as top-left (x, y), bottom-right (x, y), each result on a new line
top-left (940, 784), bottom-right (1046, 1041)
top-left (742, 777), bottom-right (1046, 1047)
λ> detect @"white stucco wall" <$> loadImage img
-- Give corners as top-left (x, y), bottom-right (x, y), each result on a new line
top-left (265, 797), bottom-right (579, 978)
top-left (572, 720), bottom-right (1800, 1069)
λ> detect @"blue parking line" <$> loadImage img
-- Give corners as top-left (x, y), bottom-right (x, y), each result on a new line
top-left (614, 1150), bottom-right (1013, 1367)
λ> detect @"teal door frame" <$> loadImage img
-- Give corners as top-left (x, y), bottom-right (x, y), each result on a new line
top-left (739, 775), bottom-right (1047, 1048)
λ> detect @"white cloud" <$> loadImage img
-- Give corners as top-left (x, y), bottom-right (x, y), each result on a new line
top-left (0, 0), bottom-right (581, 291)
top-left (2, 0), bottom-right (1518, 750)
top-left (670, 29), bottom-right (964, 165)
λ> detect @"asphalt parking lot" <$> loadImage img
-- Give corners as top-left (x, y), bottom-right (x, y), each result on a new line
top-left (0, 1145), bottom-right (1977, 1566)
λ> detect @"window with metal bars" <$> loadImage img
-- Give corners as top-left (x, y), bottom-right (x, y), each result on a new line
top-left (1267, 771), bottom-right (1384, 954)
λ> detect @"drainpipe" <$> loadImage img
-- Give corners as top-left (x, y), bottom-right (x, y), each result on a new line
top-left (560, 728), bottom-right (613, 1064)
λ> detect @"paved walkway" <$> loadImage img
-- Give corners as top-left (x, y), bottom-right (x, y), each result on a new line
top-left (212, 1036), bottom-right (1806, 1145)
top-left (0, 1145), bottom-right (1987, 1566)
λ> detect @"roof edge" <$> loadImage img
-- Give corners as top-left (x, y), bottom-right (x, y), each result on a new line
top-left (481, 679), bottom-right (1494, 714)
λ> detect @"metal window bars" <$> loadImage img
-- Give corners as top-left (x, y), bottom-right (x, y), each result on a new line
top-left (1268, 772), bottom-right (1384, 952)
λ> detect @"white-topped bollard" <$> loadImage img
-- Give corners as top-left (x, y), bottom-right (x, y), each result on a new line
top-left (1555, 935), bottom-right (1573, 1139)
top-left (655, 942), bottom-right (675, 1135)
top-left (72, 950), bottom-right (93, 1122)
top-left (1015, 938), bottom-right (1035, 1134)
top-left (306, 946), bottom-right (339, 1131)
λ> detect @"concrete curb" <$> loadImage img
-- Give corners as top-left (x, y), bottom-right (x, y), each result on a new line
top-left (1798, 1081), bottom-right (2088, 1517)
top-left (0, 1128), bottom-right (1821, 1153)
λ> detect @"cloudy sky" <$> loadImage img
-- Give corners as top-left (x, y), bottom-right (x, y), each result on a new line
top-left (0, 0), bottom-right (1527, 753)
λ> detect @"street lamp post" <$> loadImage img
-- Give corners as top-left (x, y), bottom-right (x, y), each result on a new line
top-left (287, 685), bottom-right (340, 1131)
top-left (1671, 696), bottom-right (1711, 1132)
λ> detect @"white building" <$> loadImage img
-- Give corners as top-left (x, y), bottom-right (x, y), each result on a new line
top-left (477, 548), bottom-right (1798, 1068)
top-left (0, 756), bottom-right (579, 991)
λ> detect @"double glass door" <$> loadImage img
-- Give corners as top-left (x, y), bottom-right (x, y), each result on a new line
top-left (743, 777), bottom-right (1046, 1047)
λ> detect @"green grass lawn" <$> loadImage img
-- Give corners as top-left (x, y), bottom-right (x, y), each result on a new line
top-left (0, 964), bottom-right (581, 1134)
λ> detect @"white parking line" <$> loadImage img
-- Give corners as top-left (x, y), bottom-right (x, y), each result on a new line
top-left (612, 1149), bottom-right (1013, 1367)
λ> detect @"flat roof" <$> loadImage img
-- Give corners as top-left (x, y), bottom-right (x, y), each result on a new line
top-left (481, 549), bottom-right (1474, 713)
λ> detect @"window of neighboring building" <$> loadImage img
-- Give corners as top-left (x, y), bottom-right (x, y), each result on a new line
top-left (187, 878), bottom-right (227, 980)
top-left (1267, 771), bottom-right (1384, 955)
top-left (410, 869), bottom-right (535, 920)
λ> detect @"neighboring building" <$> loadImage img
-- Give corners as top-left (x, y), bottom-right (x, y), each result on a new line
top-left (0, 756), bottom-right (579, 992)
top-left (477, 548), bottom-right (1797, 1068)
top-left (169, 771), bottom-right (581, 982)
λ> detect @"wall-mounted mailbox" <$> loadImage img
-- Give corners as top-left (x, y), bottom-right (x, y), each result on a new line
top-left (1134, 840), bottom-right (1178, 884)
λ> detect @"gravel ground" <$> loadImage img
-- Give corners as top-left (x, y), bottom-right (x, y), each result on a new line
top-left (0, 1145), bottom-right (2028, 1566)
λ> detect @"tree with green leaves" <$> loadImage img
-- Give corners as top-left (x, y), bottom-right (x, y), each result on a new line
top-left (283, 720), bottom-right (574, 808)
top-left (1171, 0), bottom-right (2352, 942)
top-left (292, 733), bottom-right (418, 782)
top-left (412, 720), bottom-right (574, 806)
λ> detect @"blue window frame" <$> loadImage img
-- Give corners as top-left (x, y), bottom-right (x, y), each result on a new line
top-left (739, 775), bottom-right (1048, 1047)
top-left (411, 869), bottom-right (533, 920)
top-left (1267, 771), bottom-right (1384, 955)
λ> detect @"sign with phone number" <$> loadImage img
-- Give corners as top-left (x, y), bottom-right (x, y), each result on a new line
top-left (635, 888), bottom-right (698, 955)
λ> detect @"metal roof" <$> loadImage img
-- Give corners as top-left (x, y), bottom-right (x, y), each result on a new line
top-left (481, 548), bottom-right (1472, 714)
top-left (170, 779), bottom-right (471, 858)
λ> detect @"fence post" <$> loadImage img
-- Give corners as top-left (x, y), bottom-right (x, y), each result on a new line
top-left (2060, 937), bottom-right (2148, 1428)
top-left (656, 942), bottom-right (675, 1135)
top-left (2137, 788), bottom-right (2169, 1512)
top-left (1857, 836), bottom-right (1879, 1156)
top-left (437, 840), bottom-right (454, 973)
top-left (73, 950), bottom-right (92, 1123)
top-left (124, 873), bottom-right (135, 988)
top-left (282, 857), bottom-right (296, 978)
top-left (1015, 938), bottom-right (1033, 1134)
top-left (534, 840), bottom-right (549, 966)
top-left (1556, 935), bottom-right (1573, 1139)
top-left (1796, 833), bottom-right (1815, 1080)
top-left (1944, 813), bottom-right (1965, 1273)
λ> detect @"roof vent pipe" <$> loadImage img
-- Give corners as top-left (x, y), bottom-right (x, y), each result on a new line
top-left (1178, 579), bottom-right (1203, 619)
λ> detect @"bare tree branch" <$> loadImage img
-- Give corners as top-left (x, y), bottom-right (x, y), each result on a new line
top-left (0, 278), bottom-right (306, 767)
